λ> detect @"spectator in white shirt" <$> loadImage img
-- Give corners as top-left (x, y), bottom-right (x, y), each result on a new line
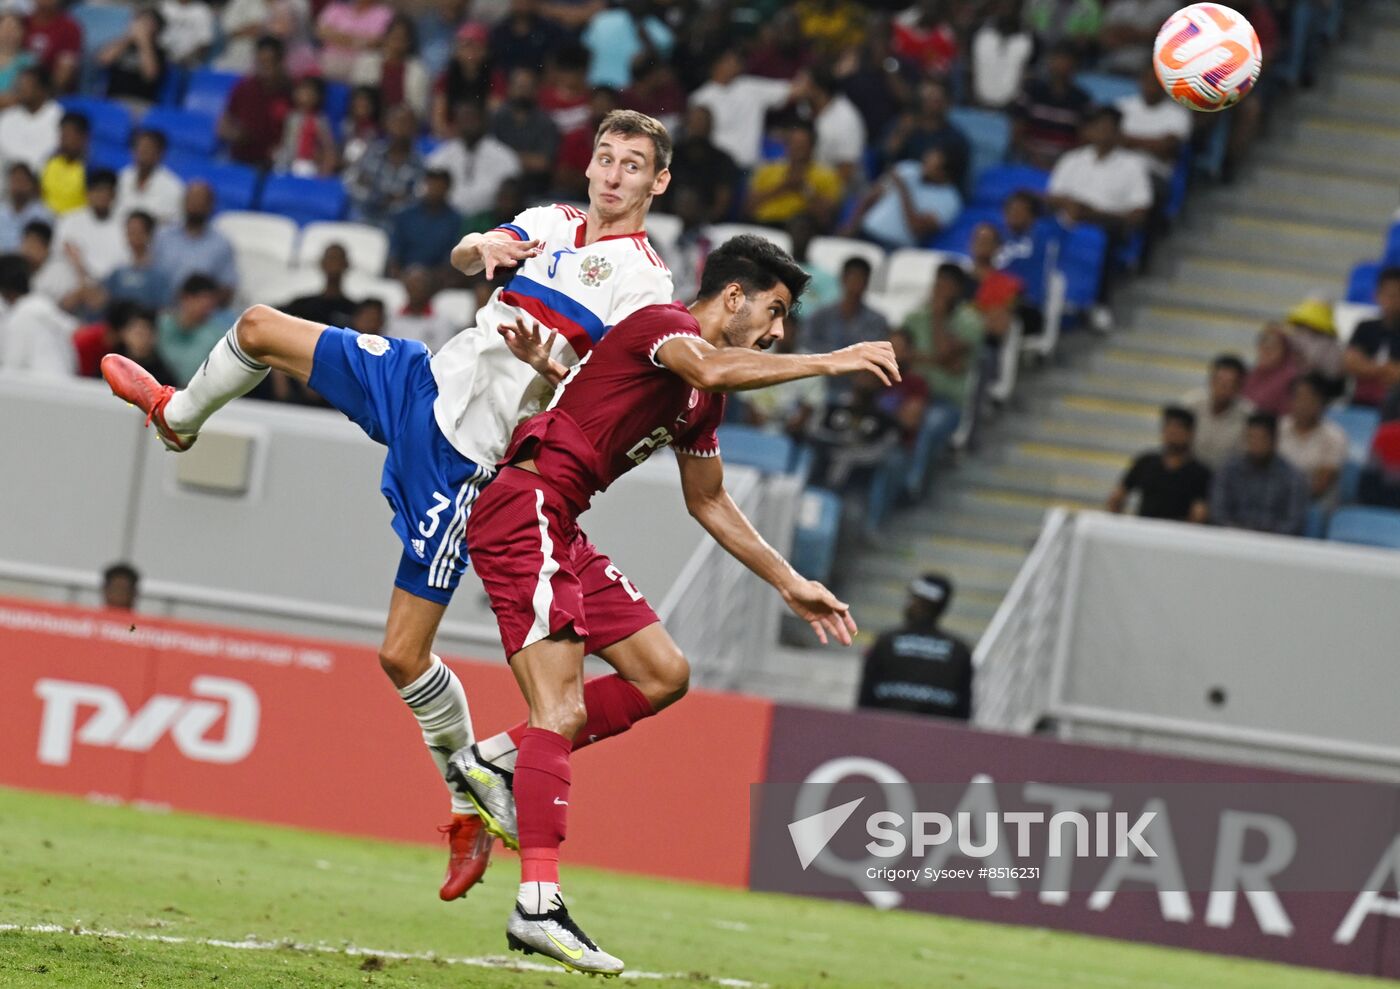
top-left (159, 0), bottom-right (216, 68)
top-left (19, 217), bottom-right (76, 308)
top-left (425, 101), bottom-right (522, 220)
top-left (1116, 65), bottom-right (1192, 181)
top-left (117, 129), bottom-right (185, 226)
top-left (0, 162), bottom-right (52, 251)
top-left (1047, 107), bottom-right (1153, 232)
top-left (389, 265), bottom-right (456, 352)
top-left (795, 68), bottom-right (867, 185)
top-left (1183, 354), bottom-right (1253, 471)
top-left (1279, 371), bottom-right (1348, 502)
top-left (970, 0), bottom-right (1034, 109)
top-left (55, 169), bottom-right (129, 291)
top-left (0, 66), bottom-right (60, 174)
top-left (0, 251), bottom-right (76, 376)
top-left (688, 49), bottom-right (792, 170)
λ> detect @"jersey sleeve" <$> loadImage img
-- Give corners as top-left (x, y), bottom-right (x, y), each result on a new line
top-left (674, 392), bottom-right (725, 459)
top-left (489, 204), bottom-right (558, 242)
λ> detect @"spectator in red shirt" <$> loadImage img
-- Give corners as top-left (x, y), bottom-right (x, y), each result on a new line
top-left (538, 43), bottom-right (592, 135)
top-left (219, 36), bottom-right (292, 167)
top-left (620, 58), bottom-right (685, 135)
top-left (553, 86), bottom-right (619, 202)
top-left (892, 0), bottom-right (959, 77)
top-left (25, 0), bottom-right (81, 94)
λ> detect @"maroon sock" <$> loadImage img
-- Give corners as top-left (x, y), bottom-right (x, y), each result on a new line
top-left (515, 727), bottom-right (572, 870)
top-left (502, 676), bottom-right (655, 758)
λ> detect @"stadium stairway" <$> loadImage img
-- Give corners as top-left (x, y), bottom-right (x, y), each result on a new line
top-left (735, 0), bottom-right (1400, 710)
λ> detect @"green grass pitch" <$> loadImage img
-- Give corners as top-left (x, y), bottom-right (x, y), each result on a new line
top-left (0, 787), bottom-right (1388, 989)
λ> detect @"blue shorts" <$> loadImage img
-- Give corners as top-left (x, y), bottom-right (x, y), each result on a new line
top-left (308, 327), bottom-right (492, 605)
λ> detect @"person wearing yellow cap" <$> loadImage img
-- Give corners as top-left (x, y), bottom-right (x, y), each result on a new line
top-left (1283, 297), bottom-right (1344, 394)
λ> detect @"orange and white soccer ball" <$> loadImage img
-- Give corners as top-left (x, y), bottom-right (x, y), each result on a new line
top-left (1153, 3), bottom-right (1262, 112)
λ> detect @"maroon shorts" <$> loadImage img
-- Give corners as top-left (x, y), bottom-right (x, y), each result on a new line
top-left (468, 466), bottom-right (660, 659)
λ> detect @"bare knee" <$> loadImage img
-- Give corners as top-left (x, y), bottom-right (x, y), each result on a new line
top-left (235, 304), bottom-right (281, 361)
top-left (379, 644), bottom-right (431, 690)
top-left (530, 697), bottom-right (588, 739)
top-left (642, 646), bottom-right (690, 712)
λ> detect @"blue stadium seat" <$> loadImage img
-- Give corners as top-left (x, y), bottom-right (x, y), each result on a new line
top-left (324, 81), bottom-right (351, 128)
top-left (1328, 406), bottom-right (1382, 464)
top-left (141, 107), bottom-right (219, 157)
top-left (1165, 145), bottom-right (1191, 221)
top-left (58, 97), bottom-right (132, 147)
top-left (760, 135), bottom-right (785, 162)
top-left (166, 158), bottom-right (261, 212)
top-left (928, 205), bottom-right (1000, 253)
top-left (89, 139), bottom-right (132, 173)
top-left (790, 488), bottom-right (842, 583)
top-left (183, 70), bottom-right (240, 119)
top-left (715, 424), bottom-right (798, 474)
top-left (1075, 71), bottom-right (1140, 107)
top-left (159, 66), bottom-right (188, 107)
top-left (72, 3), bottom-right (133, 55)
top-left (1383, 224), bottom-right (1400, 266)
top-left (1326, 506), bottom-right (1400, 550)
top-left (971, 165), bottom-right (1050, 209)
top-left (1057, 223), bottom-right (1108, 308)
top-left (947, 108), bottom-right (1010, 188)
top-left (1347, 261), bottom-right (1381, 304)
top-left (259, 175), bottom-right (348, 225)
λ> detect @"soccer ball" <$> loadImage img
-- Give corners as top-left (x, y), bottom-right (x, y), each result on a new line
top-left (1153, 3), bottom-right (1262, 112)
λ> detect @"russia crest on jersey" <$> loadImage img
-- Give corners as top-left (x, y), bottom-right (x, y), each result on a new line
top-left (578, 255), bottom-right (615, 287)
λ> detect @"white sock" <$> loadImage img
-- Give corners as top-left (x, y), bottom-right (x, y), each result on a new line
top-left (477, 730), bottom-right (519, 773)
top-left (163, 325), bottom-right (269, 435)
top-left (397, 654), bottom-right (476, 816)
top-left (517, 881), bottom-right (563, 915)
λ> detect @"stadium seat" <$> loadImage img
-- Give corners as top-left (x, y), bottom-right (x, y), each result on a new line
top-left (807, 236), bottom-right (885, 282)
top-left (183, 69), bottom-right (241, 120)
top-left (1326, 506), bottom-right (1400, 550)
top-left (790, 488), bottom-right (842, 583)
top-left (213, 211), bottom-right (300, 265)
top-left (159, 66), bottom-right (189, 107)
top-left (73, 3), bottom-right (133, 55)
top-left (1076, 72), bottom-right (1140, 106)
top-left (971, 165), bottom-right (1051, 208)
top-left (58, 97), bottom-right (132, 147)
top-left (644, 212), bottom-right (682, 254)
top-left (715, 424), bottom-right (798, 474)
top-left (433, 289), bottom-right (477, 329)
top-left (1329, 406), bottom-right (1382, 464)
top-left (864, 289), bottom-right (924, 327)
top-left (344, 272), bottom-right (408, 313)
top-left (141, 107), bottom-right (219, 157)
top-left (882, 247), bottom-right (955, 296)
top-left (1384, 224), bottom-right (1400, 265)
top-left (259, 266), bottom-right (324, 308)
top-left (88, 139), bottom-right (132, 174)
top-left (296, 221), bottom-right (389, 275)
top-left (928, 205), bottom-right (1000, 254)
top-left (416, 134), bottom-right (442, 158)
top-left (1057, 223), bottom-right (1108, 308)
top-left (707, 223), bottom-right (793, 255)
top-left (947, 108), bottom-right (1010, 187)
top-left (1346, 261), bottom-right (1380, 304)
top-left (324, 81), bottom-right (352, 128)
top-left (260, 175), bottom-right (348, 225)
top-left (165, 158), bottom-right (261, 212)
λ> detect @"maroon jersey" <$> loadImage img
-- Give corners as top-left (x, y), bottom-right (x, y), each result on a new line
top-left (503, 302), bottom-right (725, 512)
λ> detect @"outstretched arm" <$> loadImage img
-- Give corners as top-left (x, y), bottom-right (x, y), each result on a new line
top-left (677, 451), bottom-right (857, 646)
top-left (497, 316), bottom-right (570, 384)
top-left (656, 335), bottom-right (900, 393)
top-left (451, 231), bottom-right (543, 278)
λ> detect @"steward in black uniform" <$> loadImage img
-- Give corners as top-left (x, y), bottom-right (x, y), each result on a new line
top-left (857, 573), bottom-right (972, 720)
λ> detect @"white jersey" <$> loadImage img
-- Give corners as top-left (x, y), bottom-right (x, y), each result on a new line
top-left (430, 203), bottom-right (674, 467)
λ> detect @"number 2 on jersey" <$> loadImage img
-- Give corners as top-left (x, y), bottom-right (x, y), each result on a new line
top-left (604, 564), bottom-right (643, 602)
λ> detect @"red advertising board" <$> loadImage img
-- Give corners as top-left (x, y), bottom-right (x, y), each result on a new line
top-left (0, 596), bottom-right (769, 888)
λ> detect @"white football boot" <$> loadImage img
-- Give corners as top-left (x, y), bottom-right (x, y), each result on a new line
top-left (445, 744), bottom-right (518, 850)
top-left (506, 899), bottom-right (624, 976)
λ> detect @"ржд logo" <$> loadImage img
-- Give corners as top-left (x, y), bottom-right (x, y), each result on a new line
top-left (34, 676), bottom-right (260, 766)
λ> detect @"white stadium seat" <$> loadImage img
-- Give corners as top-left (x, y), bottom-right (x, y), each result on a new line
top-left (257, 267), bottom-right (323, 308)
top-left (344, 272), bottom-right (407, 314)
top-left (296, 221), bottom-right (389, 276)
top-left (807, 235), bottom-right (886, 281)
top-left (1334, 301), bottom-right (1379, 346)
top-left (213, 211), bottom-right (298, 266)
top-left (707, 223), bottom-right (793, 255)
top-left (881, 248), bottom-right (957, 297)
top-left (645, 212), bottom-right (682, 254)
top-left (433, 289), bottom-right (478, 329)
top-left (864, 289), bottom-right (923, 328)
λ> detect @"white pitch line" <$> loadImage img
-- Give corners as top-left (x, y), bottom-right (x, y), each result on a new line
top-left (0, 923), bottom-right (766, 987)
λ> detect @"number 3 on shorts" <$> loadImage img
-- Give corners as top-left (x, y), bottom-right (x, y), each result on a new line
top-left (604, 564), bottom-right (643, 602)
top-left (419, 491), bottom-right (452, 538)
